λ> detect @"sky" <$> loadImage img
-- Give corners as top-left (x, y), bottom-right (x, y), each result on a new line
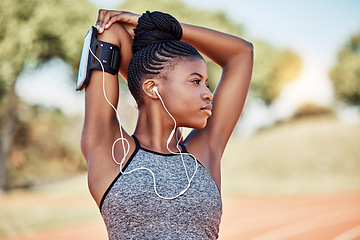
top-left (16, 0), bottom-right (360, 125)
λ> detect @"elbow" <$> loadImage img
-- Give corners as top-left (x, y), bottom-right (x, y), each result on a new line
top-left (241, 41), bottom-right (254, 62)
top-left (243, 40), bottom-right (254, 55)
top-left (233, 39), bottom-right (254, 59)
top-left (234, 40), bottom-right (254, 62)
top-left (247, 41), bottom-right (254, 53)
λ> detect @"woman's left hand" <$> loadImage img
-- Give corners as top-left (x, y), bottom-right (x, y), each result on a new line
top-left (95, 9), bottom-right (140, 37)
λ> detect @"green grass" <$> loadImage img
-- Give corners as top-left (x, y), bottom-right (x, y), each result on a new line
top-left (221, 115), bottom-right (360, 195)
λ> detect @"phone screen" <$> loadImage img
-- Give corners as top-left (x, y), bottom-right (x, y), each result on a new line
top-left (76, 27), bottom-right (93, 91)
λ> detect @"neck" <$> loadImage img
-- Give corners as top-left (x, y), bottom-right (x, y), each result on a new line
top-left (133, 103), bottom-right (182, 154)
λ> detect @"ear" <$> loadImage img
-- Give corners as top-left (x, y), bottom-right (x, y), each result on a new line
top-left (142, 79), bottom-right (159, 99)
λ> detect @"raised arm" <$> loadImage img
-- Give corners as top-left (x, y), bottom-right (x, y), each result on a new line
top-left (80, 20), bottom-right (135, 205)
top-left (182, 23), bottom-right (253, 153)
top-left (81, 23), bottom-right (133, 160)
top-left (180, 23), bottom-right (253, 187)
top-left (95, 11), bottom-right (253, 189)
top-left (82, 11), bottom-right (140, 160)
top-left (97, 11), bottom-right (253, 152)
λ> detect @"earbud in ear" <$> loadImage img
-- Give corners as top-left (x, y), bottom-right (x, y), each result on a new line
top-left (152, 86), bottom-right (158, 93)
top-left (152, 86), bottom-right (161, 98)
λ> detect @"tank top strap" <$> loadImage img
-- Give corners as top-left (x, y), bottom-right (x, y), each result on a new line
top-left (132, 135), bottom-right (141, 148)
top-left (179, 142), bottom-right (188, 153)
top-left (99, 136), bottom-right (140, 211)
top-left (133, 134), bottom-right (187, 154)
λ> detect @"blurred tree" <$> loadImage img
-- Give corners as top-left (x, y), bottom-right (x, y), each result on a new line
top-left (251, 41), bottom-right (303, 104)
top-left (0, 0), bottom-right (96, 190)
top-left (7, 104), bottom-right (86, 189)
top-left (330, 32), bottom-right (360, 105)
top-left (292, 102), bottom-right (333, 119)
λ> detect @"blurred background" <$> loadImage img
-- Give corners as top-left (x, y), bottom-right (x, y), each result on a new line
top-left (0, 0), bottom-right (359, 239)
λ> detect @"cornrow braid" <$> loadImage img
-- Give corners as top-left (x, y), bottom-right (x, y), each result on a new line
top-left (127, 11), bottom-right (203, 107)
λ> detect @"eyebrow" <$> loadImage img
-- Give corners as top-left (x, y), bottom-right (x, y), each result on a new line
top-left (189, 72), bottom-right (203, 78)
top-left (189, 72), bottom-right (208, 81)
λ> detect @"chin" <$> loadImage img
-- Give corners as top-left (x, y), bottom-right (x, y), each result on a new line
top-left (188, 119), bottom-right (208, 129)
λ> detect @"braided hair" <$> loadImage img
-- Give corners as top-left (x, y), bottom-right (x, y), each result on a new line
top-left (127, 11), bottom-right (203, 107)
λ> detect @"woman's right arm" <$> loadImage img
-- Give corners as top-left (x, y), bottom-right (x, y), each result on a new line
top-left (82, 11), bottom-right (139, 161)
top-left (81, 22), bottom-right (132, 160)
top-left (80, 20), bottom-right (134, 205)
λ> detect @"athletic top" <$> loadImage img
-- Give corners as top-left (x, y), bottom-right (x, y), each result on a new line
top-left (100, 135), bottom-right (222, 239)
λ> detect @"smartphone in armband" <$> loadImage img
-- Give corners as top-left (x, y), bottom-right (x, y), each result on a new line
top-left (76, 26), bottom-right (121, 91)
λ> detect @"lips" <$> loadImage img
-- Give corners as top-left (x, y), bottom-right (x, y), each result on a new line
top-left (201, 104), bottom-right (212, 116)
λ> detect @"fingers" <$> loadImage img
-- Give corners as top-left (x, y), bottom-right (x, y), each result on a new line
top-left (105, 15), bottom-right (123, 30)
top-left (96, 9), bottom-right (119, 33)
top-left (95, 9), bottom-right (106, 32)
top-left (95, 10), bottom-right (140, 34)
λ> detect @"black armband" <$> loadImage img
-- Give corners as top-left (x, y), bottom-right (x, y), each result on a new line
top-left (76, 26), bottom-right (121, 91)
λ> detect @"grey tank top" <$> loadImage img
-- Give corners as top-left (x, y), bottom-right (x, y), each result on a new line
top-left (100, 135), bottom-right (222, 239)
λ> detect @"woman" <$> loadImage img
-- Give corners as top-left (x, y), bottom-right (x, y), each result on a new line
top-left (81, 9), bottom-right (253, 239)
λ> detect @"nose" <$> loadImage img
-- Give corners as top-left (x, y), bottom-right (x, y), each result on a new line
top-left (202, 85), bottom-right (213, 102)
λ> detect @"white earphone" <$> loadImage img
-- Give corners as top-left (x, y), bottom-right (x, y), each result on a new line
top-left (89, 46), bottom-right (198, 200)
top-left (152, 86), bottom-right (159, 94)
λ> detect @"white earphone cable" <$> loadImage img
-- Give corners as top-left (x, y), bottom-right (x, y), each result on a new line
top-left (89, 45), bottom-right (197, 200)
top-left (155, 90), bottom-right (198, 183)
top-left (89, 47), bottom-right (129, 168)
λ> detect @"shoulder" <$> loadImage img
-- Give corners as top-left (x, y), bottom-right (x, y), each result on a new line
top-left (183, 130), bottom-right (222, 188)
top-left (87, 135), bottom-right (138, 207)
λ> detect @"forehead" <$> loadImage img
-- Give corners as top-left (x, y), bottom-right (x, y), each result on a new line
top-left (167, 58), bottom-right (207, 78)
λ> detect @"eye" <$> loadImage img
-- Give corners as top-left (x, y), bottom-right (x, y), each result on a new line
top-left (192, 79), bottom-right (201, 85)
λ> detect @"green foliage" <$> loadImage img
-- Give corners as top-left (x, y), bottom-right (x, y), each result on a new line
top-left (251, 41), bottom-right (302, 104)
top-left (0, 0), bottom-right (97, 100)
top-left (292, 102), bottom-right (333, 119)
top-left (6, 103), bottom-right (86, 189)
top-left (0, 0), bottom-right (96, 190)
top-left (330, 32), bottom-right (360, 105)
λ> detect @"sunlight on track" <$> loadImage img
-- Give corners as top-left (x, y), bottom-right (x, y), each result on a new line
top-left (219, 194), bottom-right (360, 240)
top-left (250, 207), bottom-right (360, 240)
top-left (332, 225), bottom-right (360, 240)
top-left (220, 198), bottom-right (359, 236)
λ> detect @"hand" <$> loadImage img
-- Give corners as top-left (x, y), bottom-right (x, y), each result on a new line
top-left (95, 9), bottom-right (140, 37)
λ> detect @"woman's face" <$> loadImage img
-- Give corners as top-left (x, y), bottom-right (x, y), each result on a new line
top-left (158, 57), bottom-right (213, 129)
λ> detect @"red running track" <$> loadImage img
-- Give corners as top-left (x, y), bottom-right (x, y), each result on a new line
top-left (3, 194), bottom-right (360, 240)
top-left (220, 194), bottom-right (360, 240)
